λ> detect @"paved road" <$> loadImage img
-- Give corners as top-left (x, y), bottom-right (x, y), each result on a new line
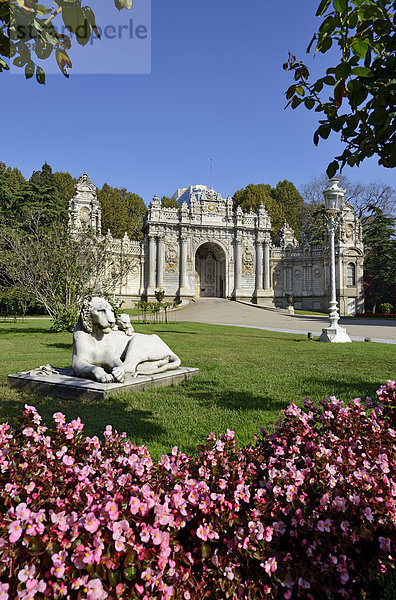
top-left (174, 298), bottom-right (396, 344)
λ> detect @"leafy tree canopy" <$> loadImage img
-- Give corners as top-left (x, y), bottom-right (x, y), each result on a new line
top-left (233, 182), bottom-right (304, 241)
top-left (284, 0), bottom-right (396, 176)
top-left (0, 161), bottom-right (68, 230)
top-left (53, 170), bottom-right (78, 207)
top-left (161, 196), bottom-right (179, 209)
top-left (362, 206), bottom-right (396, 310)
top-left (0, 0), bottom-right (133, 84)
top-left (98, 183), bottom-right (147, 240)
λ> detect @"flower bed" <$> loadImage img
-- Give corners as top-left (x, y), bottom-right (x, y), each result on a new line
top-left (354, 313), bottom-right (396, 319)
top-left (0, 382), bottom-right (395, 599)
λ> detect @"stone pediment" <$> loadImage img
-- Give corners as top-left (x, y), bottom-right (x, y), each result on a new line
top-left (200, 187), bottom-right (224, 204)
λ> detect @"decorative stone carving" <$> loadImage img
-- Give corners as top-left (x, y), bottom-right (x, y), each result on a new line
top-left (72, 297), bottom-right (181, 382)
top-left (275, 222), bottom-right (298, 249)
top-left (68, 171), bottom-right (101, 234)
top-left (242, 248), bottom-right (254, 273)
top-left (165, 244), bottom-right (178, 273)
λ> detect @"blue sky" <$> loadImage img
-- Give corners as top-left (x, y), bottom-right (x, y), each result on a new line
top-left (3, 0), bottom-right (394, 203)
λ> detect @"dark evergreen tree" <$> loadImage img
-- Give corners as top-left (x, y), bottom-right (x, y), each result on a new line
top-left (363, 207), bottom-right (396, 312)
top-left (270, 180), bottom-right (305, 241)
top-left (233, 183), bottom-right (285, 240)
top-left (98, 184), bottom-right (147, 240)
top-left (161, 196), bottom-right (179, 209)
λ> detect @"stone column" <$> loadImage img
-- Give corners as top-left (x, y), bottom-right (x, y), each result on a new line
top-left (139, 255), bottom-right (145, 296)
top-left (255, 240), bottom-right (264, 293)
top-left (263, 241), bottom-right (271, 290)
top-left (234, 239), bottom-right (242, 296)
top-left (179, 235), bottom-right (189, 293)
top-left (156, 236), bottom-right (165, 289)
top-left (147, 234), bottom-right (157, 294)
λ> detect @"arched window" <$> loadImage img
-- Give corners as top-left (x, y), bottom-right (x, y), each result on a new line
top-left (347, 262), bottom-right (356, 286)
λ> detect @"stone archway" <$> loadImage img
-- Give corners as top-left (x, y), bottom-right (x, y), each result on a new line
top-left (195, 242), bottom-right (226, 298)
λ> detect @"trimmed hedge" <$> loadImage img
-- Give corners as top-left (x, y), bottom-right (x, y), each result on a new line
top-left (0, 381), bottom-right (395, 599)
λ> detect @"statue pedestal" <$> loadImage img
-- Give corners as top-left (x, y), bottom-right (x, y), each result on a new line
top-left (319, 326), bottom-right (351, 343)
top-left (8, 366), bottom-right (199, 401)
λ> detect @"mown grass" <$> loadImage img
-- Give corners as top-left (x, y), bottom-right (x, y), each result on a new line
top-left (0, 319), bottom-right (394, 459)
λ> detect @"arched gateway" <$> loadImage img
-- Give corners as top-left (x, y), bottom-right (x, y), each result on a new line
top-left (195, 242), bottom-right (226, 298)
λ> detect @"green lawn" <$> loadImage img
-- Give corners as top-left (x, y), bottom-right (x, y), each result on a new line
top-left (0, 319), bottom-right (394, 459)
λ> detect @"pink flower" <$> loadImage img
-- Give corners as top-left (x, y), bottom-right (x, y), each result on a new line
top-left (105, 500), bottom-right (119, 521)
top-left (86, 578), bottom-right (107, 600)
top-left (349, 493), bottom-right (360, 506)
top-left (62, 454), bottom-right (74, 466)
top-left (17, 564), bottom-right (36, 583)
top-left (151, 528), bottom-right (164, 546)
top-left (379, 537), bottom-right (391, 552)
top-left (340, 569), bottom-right (349, 585)
top-left (196, 525), bottom-right (208, 541)
top-left (140, 526), bottom-right (150, 543)
top-left (0, 583), bottom-right (9, 600)
top-left (363, 507), bottom-right (374, 523)
top-left (84, 512), bottom-right (100, 533)
top-left (15, 502), bottom-right (31, 522)
top-left (340, 520), bottom-right (349, 532)
top-left (9, 520), bottom-right (23, 543)
top-left (263, 557), bottom-right (277, 575)
top-left (129, 496), bottom-right (141, 515)
top-left (53, 412), bottom-right (66, 424)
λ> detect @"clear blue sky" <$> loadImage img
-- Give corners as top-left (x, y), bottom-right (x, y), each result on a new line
top-left (2, 0), bottom-right (394, 203)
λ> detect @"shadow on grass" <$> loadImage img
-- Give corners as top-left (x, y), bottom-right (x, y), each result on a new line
top-left (301, 375), bottom-right (383, 401)
top-left (45, 342), bottom-right (73, 350)
top-left (0, 328), bottom-right (50, 336)
top-left (0, 390), bottom-right (165, 444)
top-left (182, 380), bottom-right (286, 412)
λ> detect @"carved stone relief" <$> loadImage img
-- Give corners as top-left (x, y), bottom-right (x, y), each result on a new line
top-left (165, 245), bottom-right (178, 273)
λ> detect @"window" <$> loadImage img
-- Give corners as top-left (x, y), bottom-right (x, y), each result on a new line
top-left (347, 262), bottom-right (356, 286)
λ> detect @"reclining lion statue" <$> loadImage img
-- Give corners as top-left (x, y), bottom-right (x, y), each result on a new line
top-left (72, 296), bottom-right (181, 383)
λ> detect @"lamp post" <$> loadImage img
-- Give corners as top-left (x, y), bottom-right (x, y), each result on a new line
top-left (319, 178), bottom-right (351, 343)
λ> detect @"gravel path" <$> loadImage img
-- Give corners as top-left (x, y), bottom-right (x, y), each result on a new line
top-left (175, 298), bottom-right (396, 344)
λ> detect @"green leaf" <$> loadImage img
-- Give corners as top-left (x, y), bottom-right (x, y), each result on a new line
top-left (123, 565), bottom-right (137, 581)
top-left (351, 66), bottom-right (373, 78)
top-left (291, 96), bottom-right (303, 109)
top-left (317, 35), bottom-right (333, 53)
top-left (24, 60), bottom-right (34, 79)
top-left (350, 84), bottom-right (368, 108)
top-left (296, 86), bottom-right (305, 96)
top-left (304, 97), bottom-right (315, 109)
top-left (317, 123), bottom-right (331, 139)
top-left (352, 39), bottom-right (369, 59)
top-left (335, 62), bottom-right (351, 80)
top-left (333, 0), bottom-right (347, 14)
top-left (326, 160), bottom-right (339, 178)
top-left (316, 0), bottom-right (331, 16)
top-left (62, 3), bottom-right (84, 34)
top-left (108, 569), bottom-right (121, 586)
top-left (201, 543), bottom-right (211, 558)
top-left (83, 6), bottom-right (101, 39)
top-left (34, 38), bottom-right (53, 60)
top-left (55, 49), bottom-right (72, 77)
top-left (323, 75), bottom-right (335, 85)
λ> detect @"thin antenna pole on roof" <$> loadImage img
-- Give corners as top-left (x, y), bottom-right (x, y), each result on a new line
top-left (210, 158), bottom-right (213, 189)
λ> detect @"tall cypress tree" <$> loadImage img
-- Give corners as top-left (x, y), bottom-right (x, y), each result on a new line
top-left (363, 207), bottom-right (396, 312)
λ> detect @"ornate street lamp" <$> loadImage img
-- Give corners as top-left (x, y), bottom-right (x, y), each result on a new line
top-left (319, 178), bottom-right (351, 343)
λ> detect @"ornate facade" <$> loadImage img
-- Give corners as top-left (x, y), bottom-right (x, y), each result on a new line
top-left (69, 174), bottom-right (364, 316)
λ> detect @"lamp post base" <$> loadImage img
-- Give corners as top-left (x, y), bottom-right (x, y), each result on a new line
top-left (319, 326), bottom-right (352, 343)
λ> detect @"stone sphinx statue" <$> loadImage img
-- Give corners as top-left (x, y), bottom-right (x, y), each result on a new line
top-left (72, 296), bottom-right (181, 383)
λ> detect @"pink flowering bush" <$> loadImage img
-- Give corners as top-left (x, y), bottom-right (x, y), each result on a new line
top-left (0, 381), bottom-right (394, 599)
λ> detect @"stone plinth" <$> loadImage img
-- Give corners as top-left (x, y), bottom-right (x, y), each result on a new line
top-left (319, 326), bottom-right (351, 343)
top-left (8, 366), bottom-right (199, 401)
